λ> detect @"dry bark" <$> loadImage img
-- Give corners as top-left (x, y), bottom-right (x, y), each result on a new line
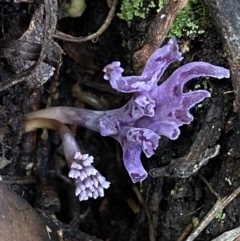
top-left (204, 0), bottom-right (240, 115)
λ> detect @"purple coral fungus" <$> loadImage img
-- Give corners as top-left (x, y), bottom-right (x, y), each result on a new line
top-left (26, 39), bottom-right (230, 199)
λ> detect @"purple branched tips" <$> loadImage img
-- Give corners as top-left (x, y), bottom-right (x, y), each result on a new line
top-left (69, 152), bottom-right (110, 201)
top-left (103, 61), bottom-right (124, 88)
top-left (121, 142), bottom-right (148, 183)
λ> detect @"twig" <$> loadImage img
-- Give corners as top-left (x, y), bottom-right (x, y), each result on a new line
top-left (0, 175), bottom-right (37, 184)
top-left (199, 175), bottom-right (221, 200)
top-left (133, 0), bottom-right (188, 74)
top-left (132, 184), bottom-right (155, 241)
top-left (54, 0), bottom-right (118, 42)
top-left (176, 223), bottom-right (193, 241)
top-left (185, 185), bottom-right (240, 241)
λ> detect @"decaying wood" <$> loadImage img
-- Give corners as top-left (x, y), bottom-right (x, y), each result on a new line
top-left (41, 214), bottom-right (104, 241)
top-left (0, 183), bottom-right (104, 241)
top-left (133, 0), bottom-right (188, 74)
top-left (0, 183), bottom-right (49, 241)
top-left (203, 0), bottom-right (240, 115)
top-left (0, 0), bottom-right (61, 90)
top-left (211, 226), bottom-right (240, 241)
top-left (149, 95), bottom-right (228, 178)
top-left (0, 40), bottom-right (61, 68)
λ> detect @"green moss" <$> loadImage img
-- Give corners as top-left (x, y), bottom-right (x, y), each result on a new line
top-left (117, 0), bottom-right (157, 23)
top-left (215, 210), bottom-right (226, 222)
top-left (117, 0), bottom-right (208, 38)
top-left (168, 0), bottom-right (207, 38)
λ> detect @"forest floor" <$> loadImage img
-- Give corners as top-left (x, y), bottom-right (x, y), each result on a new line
top-left (0, 0), bottom-right (239, 241)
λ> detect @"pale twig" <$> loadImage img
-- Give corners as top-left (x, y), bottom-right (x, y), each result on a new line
top-left (186, 185), bottom-right (240, 241)
top-left (54, 0), bottom-right (118, 42)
